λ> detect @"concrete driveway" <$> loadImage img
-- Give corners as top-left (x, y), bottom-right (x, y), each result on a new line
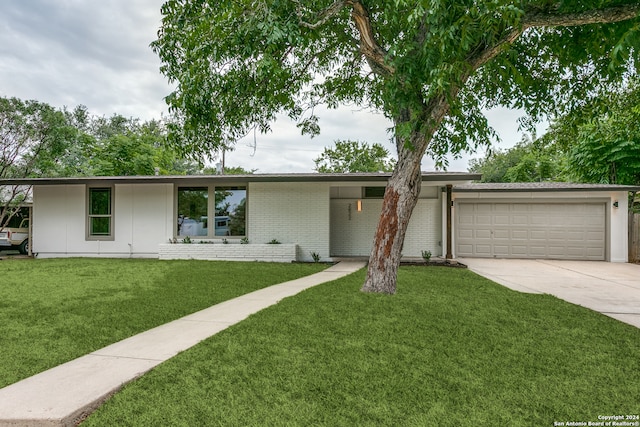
top-left (459, 258), bottom-right (640, 329)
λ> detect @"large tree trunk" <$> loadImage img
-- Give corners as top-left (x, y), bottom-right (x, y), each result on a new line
top-left (361, 97), bottom-right (451, 294)
top-left (361, 130), bottom-right (426, 294)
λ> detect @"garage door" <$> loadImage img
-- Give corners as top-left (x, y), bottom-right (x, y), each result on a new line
top-left (456, 202), bottom-right (606, 260)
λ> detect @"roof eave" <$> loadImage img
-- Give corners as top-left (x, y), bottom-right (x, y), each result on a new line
top-left (0, 172), bottom-right (482, 186)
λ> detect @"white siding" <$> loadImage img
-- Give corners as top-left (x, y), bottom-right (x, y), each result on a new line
top-left (33, 185), bottom-right (83, 255)
top-left (609, 191), bottom-right (629, 262)
top-left (330, 190), bottom-right (442, 258)
top-left (248, 182), bottom-right (330, 261)
top-left (32, 184), bottom-right (173, 258)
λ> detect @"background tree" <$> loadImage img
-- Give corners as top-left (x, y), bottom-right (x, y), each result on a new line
top-left (543, 79), bottom-right (640, 186)
top-left (201, 165), bottom-right (257, 175)
top-left (0, 97), bottom-right (77, 229)
top-left (86, 115), bottom-right (200, 176)
top-left (468, 134), bottom-right (565, 182)
top-left (314, 140), bottom-right (395, 173)
top-left (153, 0), bottom-right (640, 293)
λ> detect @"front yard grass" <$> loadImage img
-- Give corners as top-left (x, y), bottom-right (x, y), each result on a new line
top-left (84, 266), bottom-right (640, 426)
top-left (0, 258), bottom-right (326, 388)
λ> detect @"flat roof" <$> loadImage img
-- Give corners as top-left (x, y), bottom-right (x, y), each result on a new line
top-left (453, 182), bottom-right (640, 192)
top-left (0, 172), bottom-right (481, 186)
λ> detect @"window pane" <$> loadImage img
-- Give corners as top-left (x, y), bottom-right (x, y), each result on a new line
top-left (90, 217), bottom-right (110, 235)
top-left (90, 188), bottom-right (111, 215)
top-left (215, 187), bottom-right (246, 236)
top-left (364, 186), bottom-right (386, 198)
top-left (177, 187), bottom-right (208, 236)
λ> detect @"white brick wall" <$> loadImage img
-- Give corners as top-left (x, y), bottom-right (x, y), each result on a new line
top-left (248, 182), bottom-right (330, 262)
top-left (158, 243), bottom-right (297, 262)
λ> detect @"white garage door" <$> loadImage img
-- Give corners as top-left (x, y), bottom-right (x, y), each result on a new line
top-left (456, 202), bottom-right (606, 260)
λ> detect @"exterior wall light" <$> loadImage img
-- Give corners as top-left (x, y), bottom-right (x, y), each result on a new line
top-left (613, 201), bottom-right (619, 208)
top-left (357, 199), bottom-right (362, 212)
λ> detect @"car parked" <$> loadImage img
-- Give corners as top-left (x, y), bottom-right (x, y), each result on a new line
top-left (0, 218), bottom-right (29, 254)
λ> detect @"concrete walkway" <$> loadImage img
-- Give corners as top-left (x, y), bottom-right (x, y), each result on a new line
top-left (0, 261), bottom-right (366, 427)
top-left (460, 258), bottom-right (640, 329)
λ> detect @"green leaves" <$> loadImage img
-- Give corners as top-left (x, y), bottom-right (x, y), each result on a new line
top-left (313, 140), bottom-right (396, 173)
top-left (153, 0), bottom-right (640, 168)
top-left (472, 78), bottom-right (640, 186)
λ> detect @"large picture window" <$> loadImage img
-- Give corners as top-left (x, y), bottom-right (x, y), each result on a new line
top-left (215, 187), bottom-right (246, 236)
top-left (177, 187), bottom-right (208, 237)
top-left (177, 186), bottom-right (246, 238)
top-left (87, 187), bottom-right (113, 239)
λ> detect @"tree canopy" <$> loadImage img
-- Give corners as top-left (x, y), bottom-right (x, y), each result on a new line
top-left (545, 79), bottom-right (640, 186)
top-left (153, 0), bottom-right (640, 293)
top-left (468, 134), bottom-right (565, 182)
top-left (471, 79), bottom-right (640, 186)
top-left (0, 97), bottom-right (207, 229)
top-left (314, 140), bottom-right (395, 173)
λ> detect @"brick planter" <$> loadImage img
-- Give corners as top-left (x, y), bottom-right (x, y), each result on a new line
top-left (158, 243), bottom-right (298, 263)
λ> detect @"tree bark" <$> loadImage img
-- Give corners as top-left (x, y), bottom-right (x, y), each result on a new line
top-left (361, 144), bottom-right (422, 294)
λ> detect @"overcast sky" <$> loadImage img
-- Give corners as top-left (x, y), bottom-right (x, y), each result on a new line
top-left (0, 0), bottom-right (544, 173)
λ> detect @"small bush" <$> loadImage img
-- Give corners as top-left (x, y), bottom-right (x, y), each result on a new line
top-left (421, 250), bottom-right (431, 262)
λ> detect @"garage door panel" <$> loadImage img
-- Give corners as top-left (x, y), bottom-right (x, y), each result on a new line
top-left (587, 233), bottom-right (605, 244)
top-left (459, 215), bottom-right (474, 225)
top-left (456, 202), bottom-right (605, 261)
top-left (585, 217), bottom-right (604, 226)
top-left (511, 216), bottom-right (529, 226)
top-left (511, 245), bottom-right (528, 255)
top-left (549, 246), bottom-right (569, 256)
top-left (493, 229), bottom-right (509, 239)
top-left (530, 230), bottom-right (547, 240)
top-left (458, 229), bottom-right (473, 238)
top-left (476, 216), bottom-right (492, 225)
top-left (586, 247), bottom-right (605, 258)
top-left (565, 231), bottom-right (587, 241)
top-left (476, 229), bottom-right (492, 239)
top-left (458, 244), bottom-right (473, 256)
top-left (475, 245), bottom-right (492, 255)
top-left (566, 246), bottom-right (586, 256)
top-left (493, 245), bottom-right (510, 256)
top-left (511, 230), bottom-right (528, 239)
top-left (549, 229), bottom-right (572, 239)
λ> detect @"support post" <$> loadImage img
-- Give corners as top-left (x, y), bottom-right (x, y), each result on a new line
top-left (446, 184), bottom-right (453, 259)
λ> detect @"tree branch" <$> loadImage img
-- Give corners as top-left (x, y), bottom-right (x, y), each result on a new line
top-left (294, 0), bottom-right (349, 30)
top-left (468, 3), bottom-right (640, 72)
top-left (523, 4), bottom-right (640, 28)
top-left (349, 1), bottom-right (395, 76)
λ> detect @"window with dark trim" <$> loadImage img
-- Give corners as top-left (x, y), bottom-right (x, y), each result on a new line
top-left (176, 186), bottom-right (247, 238)
top-left (87, 187), bottom-right (113, 239)
top-left (177, 187), bottom-right (208, 237)
top-left (215, 187), bottom-right (246, 236)
top-left (363, 186), bottom-right (386, 198)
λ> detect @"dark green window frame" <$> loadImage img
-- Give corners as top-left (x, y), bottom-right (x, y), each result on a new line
top-left (363, 186), bottom-right (386, 198)
top-left (87, 186), bottom-right (114, 240)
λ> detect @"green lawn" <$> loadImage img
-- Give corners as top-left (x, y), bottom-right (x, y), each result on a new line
top-left (83, 266), bottom-right (640, 427)
top-left (0, 258), bottom-right (327, 388)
